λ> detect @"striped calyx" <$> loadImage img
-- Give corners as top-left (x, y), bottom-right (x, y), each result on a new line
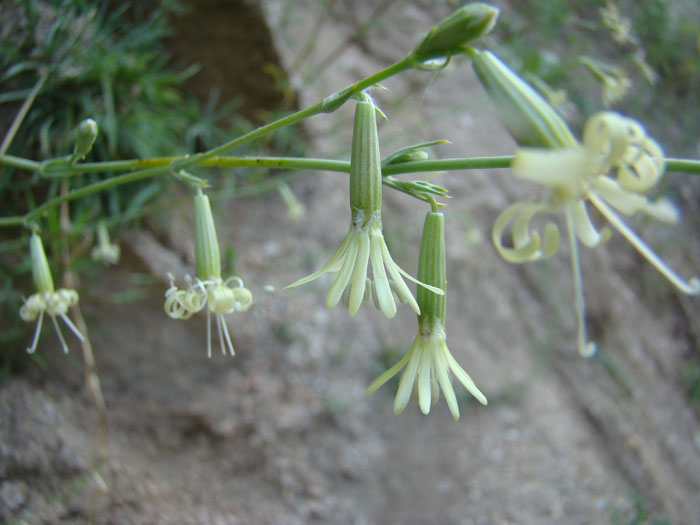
top-left (417, 211), bottom-right (446, 328)
top-left (194, 190), bottom-right (221, 281)
top-left (30, 231), bottom-right (55, 294)
top-left (349, 96), bottom-right (382, 226)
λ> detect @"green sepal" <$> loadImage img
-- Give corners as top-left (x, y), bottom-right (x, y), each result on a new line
top-left (29, 231), bottom-right (55, 294)
top-left (193, 191), bottom-right (221, 280)
top-left (350, 98), bottom-right (383, 222)
top-left (417, 211), bottom-right (446, 328)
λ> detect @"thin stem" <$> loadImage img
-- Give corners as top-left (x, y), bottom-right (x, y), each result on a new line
top-left (24, 165), bottom-right (172, 223)
top-left (171, 56), bottom-right (414, 171)
top-left (0, 69), bottom-right (48, 156)
top-left (665, 158), bottom-right (700, 175)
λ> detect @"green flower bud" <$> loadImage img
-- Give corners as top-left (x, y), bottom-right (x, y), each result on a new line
top-left (29, 231), bottom-right (55, 294)
top-left (413, 3), bottom-right (500, 61)
top-left (349, 95), bottom-right (382, 224)
top-left (71, 118), bottom-right (98, 163)
top-left (417, 211), bottom-right (446, 328)
top-left (470, 49), bottom-right (577, 148)
top-left (193, 190), bottom-right (221, 281)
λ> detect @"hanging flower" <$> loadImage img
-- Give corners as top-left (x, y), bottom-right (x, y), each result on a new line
top-left (164, 189), bottom-right (253, 357)
top-left (493, 111), bottom-right (700, 355)
top-left (91, 220), bottom-right (120, 265)
top-left (365, 210), bottom-right (487, 419)
top-left (287, 92), bottom-right (442, 318)
top-left (20, 231), bottom-right (85, 354)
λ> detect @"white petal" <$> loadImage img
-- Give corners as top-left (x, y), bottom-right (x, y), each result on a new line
top-left (325, 236), bottom-right (360, 309)
top-left (348, 231), bottom-right (370, 316)
top-left (513, 148), bottom-right (589, 190)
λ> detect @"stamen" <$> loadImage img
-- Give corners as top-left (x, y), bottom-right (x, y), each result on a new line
top-left (60, 313), bottom-right (85, 342)
top-left (50, 314), bottom-right (70, 354)
top-left (219, 314), bottom-right (235, 356)
top-left (206, 308), bottom-right (212, 359)
top-left (589, 193), bottom-right (700, 295)
top-left (26, 310), bottom-right (44, 354)
top-left (565, 206), bottom-right (597, 357)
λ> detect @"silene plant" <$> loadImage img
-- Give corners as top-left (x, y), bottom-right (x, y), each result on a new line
top-left (3, 3), bottom-right (698, 421)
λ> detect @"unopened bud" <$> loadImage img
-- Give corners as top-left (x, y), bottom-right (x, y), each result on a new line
top-left (470, 49), bottom-right (577, 148)
top-left (413, 3), bottom-right (499, 61)
top-left (71, 118), bottom-right (98, 163)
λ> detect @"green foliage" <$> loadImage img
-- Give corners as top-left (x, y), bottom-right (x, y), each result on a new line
top-left (0, 0), bottom-right (247, 223)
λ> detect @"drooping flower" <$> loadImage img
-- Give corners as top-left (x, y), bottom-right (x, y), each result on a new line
top-left (287, 92), bottom-right (442, 318)
top-left (493, 111), bottom-right (700, 355)
top-left (365, 209), bottom-right (487, 419)
top-left (91, 220), bottom-right (120, 265)
top-left (20, 231), bottom-right (85, 353)
top-left (471, 48), bottom-right (698, 356)
top-left (164, 189), bottom-right (252, 357)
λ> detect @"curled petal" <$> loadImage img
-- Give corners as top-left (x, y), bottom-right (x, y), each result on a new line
top-left (492, 202), bottom-right (560, 263)
top-left (582, 112), bottom-right (630, 166)
top-left (20, 294), bottom-right (46, 321)
top-left (571, 201), bottom-right (607, 248)
top-left (593, 176), bottom-right (679, 223)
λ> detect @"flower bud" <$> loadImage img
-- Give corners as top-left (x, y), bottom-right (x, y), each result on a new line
top-left (416, 211), bottom-right (446, 328)
top-left (71, 118), bottom-right (98, 163)
top-left (413, 3), bottom-right (499, 60)
top-left (193, 190), bottom-right (221, 281)
top-left (470, 49), bottom-right (577, 148)
top-left (29, 231), bottom-right (55, 294)
top-left (349, 95), bottom-right (382, 224)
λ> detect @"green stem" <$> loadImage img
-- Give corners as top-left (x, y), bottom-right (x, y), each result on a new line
top-left (0, 69), bottom-right (48, 156)
top-left (170, 56), bottom-right (414, 171)
top-left (666, 158), bottom-right (700, 175)
top-left (24, 165), bottom-right (172, 223)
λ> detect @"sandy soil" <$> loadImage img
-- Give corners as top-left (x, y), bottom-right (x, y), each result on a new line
top-left (2, 1), bottom-right (700, 523)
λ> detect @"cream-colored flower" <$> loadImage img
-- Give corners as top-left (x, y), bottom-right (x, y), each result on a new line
top-left (493, 111), bottom-right (699, 356)
top-left (164, 189), bottom-right (253, 357)
top-left (165, 273), bottom-right (252, 358)
top-left (287, 211), bottom-right (433, 318)
top-left (21, 232), bottom-right (85, 354)
top-left (366, 318), bottom-right (487, 420)
top-left (91, 221), bottom-right (120, 265)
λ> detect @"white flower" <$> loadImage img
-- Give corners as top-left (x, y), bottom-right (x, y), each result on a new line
top-left (365, 318), bottom-right (487, 420)
top-left (287, 211), bottom-right (439, 318)
top-left (165, 273), bottom-right (252, 358)
top-left (21, 232), bottom-right (84, 353)
top-left (493, 112), bottom-right (699, 356)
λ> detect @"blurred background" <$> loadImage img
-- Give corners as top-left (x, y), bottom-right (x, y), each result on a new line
top-left (1, 0), bottom-right (699, 522)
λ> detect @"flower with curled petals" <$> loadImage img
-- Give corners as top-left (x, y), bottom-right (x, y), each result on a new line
top-left (164, 189), bottom-right (252, 357)
top-left (287, 92), bottom-right (442, 318)
top-left (493, 111), bottom-right (700, 356)
top-left (21, 231), bottom-right (85, 354)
